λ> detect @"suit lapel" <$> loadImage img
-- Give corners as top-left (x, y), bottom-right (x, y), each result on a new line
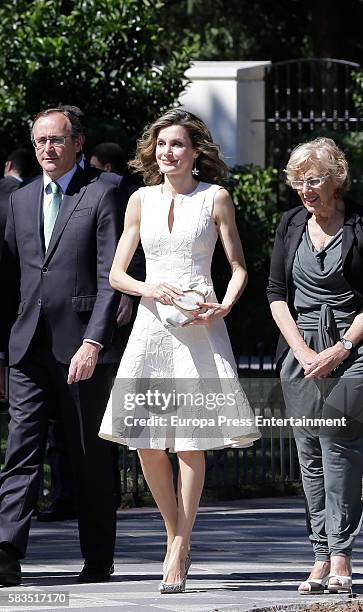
top-left (44, 167), bottom-right (87, 264)
top-left (26, 177), bottom-right (45, 260)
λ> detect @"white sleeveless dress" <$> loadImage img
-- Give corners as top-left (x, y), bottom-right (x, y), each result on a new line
top-left (99, 182), bottom-right (260, 451)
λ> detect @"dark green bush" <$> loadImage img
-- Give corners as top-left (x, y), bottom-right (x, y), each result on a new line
top-left (212, 164), bottom-right (281, 356)
top-left (0, 0), bottom-right (192, 161)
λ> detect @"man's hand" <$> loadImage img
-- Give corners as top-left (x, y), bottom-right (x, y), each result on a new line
top-left (67, 342), bottom-right (101, 384)
top-left (0, 364), bottom-right (6, 400)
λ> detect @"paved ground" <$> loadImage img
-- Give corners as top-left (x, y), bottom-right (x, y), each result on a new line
top-left (0, 497), bottom-right (361, 611)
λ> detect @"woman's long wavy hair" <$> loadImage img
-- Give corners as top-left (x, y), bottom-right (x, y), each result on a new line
top-left (129, 108), bottom-right (229, 185)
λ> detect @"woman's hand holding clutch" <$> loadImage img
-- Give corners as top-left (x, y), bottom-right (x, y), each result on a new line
top-left (185, 301), bottom-right (231, 325)
top-left (143, 282), bottom-right (182, 305)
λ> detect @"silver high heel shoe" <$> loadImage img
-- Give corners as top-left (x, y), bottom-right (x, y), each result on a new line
top-left (159, 552), bottom-right (191, 594)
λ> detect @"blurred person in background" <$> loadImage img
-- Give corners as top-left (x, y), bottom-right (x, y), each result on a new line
top-left (0, 148), bottom-right (34, 257)
top-left (0, 148), bottom-right (35, 402)
top-left (90, 140), bottom-right (145, 347)
top-left (90, 142), bottom-right (125, 175)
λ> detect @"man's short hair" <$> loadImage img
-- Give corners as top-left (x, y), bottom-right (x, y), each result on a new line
top-left (7, 148), bottom-right (35, 179)
top-left (30, 107), bottom-right (84, 141)
top-left (91, 142), bottom-right (125, 174)
top-left (60, 105), bottom-right (86, 135)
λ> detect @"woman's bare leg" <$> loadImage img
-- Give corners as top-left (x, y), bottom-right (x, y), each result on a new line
top-left (137, 449), bottom-right (178, 568)
top-left (164, 450), bottom-right (205, 584)
top-left (330, 554), bottom-right (351, 580)
top-left (298, 560), bottom-right (331, 592)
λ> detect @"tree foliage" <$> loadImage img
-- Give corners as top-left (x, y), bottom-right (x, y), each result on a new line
top-left (212, 165), bottom-right (281, 354)
top-left (161, 0), bottom-right (311, 62)
top-left (161, 0), bottom-right (363, 64)
top-left (353, 70), bottom-right (363, 117)
top-left (0, 0), bottom-right (192, 156)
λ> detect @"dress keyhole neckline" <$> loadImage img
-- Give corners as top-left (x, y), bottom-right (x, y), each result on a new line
top-left (168, 199), bottom-right (175, 234)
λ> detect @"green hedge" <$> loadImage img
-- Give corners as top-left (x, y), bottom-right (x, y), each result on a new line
top-left (212, 164), bottom-right (282, 356)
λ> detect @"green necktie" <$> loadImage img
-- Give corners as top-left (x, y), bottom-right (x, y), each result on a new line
top-left (44, 181), bottom-right (61, 250)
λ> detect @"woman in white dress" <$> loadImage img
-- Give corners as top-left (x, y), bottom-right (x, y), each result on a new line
top-left (99, 109), bottom-right (260, 593)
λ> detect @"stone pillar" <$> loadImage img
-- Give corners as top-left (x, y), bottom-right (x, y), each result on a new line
top-left (179, 61), bottom-right (270, 167)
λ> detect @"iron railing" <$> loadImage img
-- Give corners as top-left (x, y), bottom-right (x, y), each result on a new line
top-left (264, 58), bottom-right (363, 169)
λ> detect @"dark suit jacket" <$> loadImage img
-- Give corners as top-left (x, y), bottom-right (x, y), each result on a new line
top-left (0, 176), bottom-right (22, 257)
top-left (82, 164), bottom-right (145, 282)
top-left (82, 162), bottom-right (132, 206)
top-left (0, 166), bottom-right (122, 366)
top-left (266, 199), bottom-right (363, 367)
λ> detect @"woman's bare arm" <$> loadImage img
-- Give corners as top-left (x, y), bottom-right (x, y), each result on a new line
top-left (109, 191), bottom-right (181, 303)
top-left (189, 188), bottom-right (247, 325)
top-left (270, 300), bottom-right (318, 370)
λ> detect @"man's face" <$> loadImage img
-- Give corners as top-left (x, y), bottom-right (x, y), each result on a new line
top-left (90, 155), bottom-right (113, 173)
top-left (32, 113), bottom-right (81, 179)
top-left (90, 155), bottom-right (104, 170)
top-left (4, 160), bottom-right (11, 176)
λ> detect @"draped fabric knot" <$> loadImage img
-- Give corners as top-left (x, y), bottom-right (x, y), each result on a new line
top-left (316, 250), bottom-right (327, 271)
top-left (44, 181), bottom-right (61, 250)
top-left (317, 303), bottom-right (340, 353)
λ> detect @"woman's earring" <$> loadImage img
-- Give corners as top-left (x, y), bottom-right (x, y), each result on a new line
top-left (191, 159), bottom-right (199, 177)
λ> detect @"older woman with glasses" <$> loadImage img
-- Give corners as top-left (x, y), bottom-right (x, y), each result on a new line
top-left (267, 137), bottom-right (363, 595)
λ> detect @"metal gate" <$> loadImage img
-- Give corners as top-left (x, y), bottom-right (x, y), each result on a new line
top-left (264, 58), bottom-right (363, 173)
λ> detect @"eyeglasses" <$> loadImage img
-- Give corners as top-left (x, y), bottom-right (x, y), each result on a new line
top-left (32, 135), bottom-right (69, 150)
top-left (290, 175), bottom-right (330, 190)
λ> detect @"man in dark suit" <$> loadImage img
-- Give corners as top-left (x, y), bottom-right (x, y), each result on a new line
top-left (0, 148), bottom-right (34, 259)
top-left (0, 107), bottom-right (122, 585)
top-left (36, 112), bottom-right (145, 522)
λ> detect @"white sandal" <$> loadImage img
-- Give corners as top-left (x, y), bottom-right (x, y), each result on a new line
top-left (298, 575), bottom-right (329, 595)
top-left (328, 574), bottom-right (352, 593)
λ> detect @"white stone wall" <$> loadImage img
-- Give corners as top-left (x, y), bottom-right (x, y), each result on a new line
top-left (179, 61), bottom-right (271, 167)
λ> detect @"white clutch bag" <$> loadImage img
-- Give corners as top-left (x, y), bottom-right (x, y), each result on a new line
top-left (156, 289), bottom-right (206, 328)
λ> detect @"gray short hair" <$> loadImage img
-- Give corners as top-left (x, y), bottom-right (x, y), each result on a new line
top-left (30, 107), bottom-right (83, 143)
top-left (285, 137), bottom-right (350, 192)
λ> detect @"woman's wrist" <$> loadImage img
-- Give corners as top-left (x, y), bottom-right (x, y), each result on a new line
top-left (221, 303), bottom-right (233, 315)
top-left (221, 298), bottom-right (234, 312)
top-left (291, 339), bottom-right (307, 354)
top-left (139, 282), bottom-right (152, 298)
top-left (333, 341), bottom-right (351, 362)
